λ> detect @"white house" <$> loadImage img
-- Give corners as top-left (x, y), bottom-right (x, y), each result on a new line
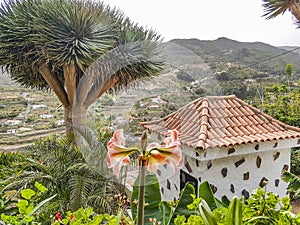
top-left (40, 114), bottom-right (53, 119)
top-left (7, 129), bottom-right (17, 134)
top-left (141, 95), bottom-right (300, 200)
top-left (55, 119), bottom-right (65, 126)
top-left (31, 104), bottom-right (47, 110)
top-left (5, 119), bottom-right (22, 126)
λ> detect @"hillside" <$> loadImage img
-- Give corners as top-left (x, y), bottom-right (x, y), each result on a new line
top-left (169, 37), bottom-right (300, 77)
top-left (1, 37), bottom-right (300, 149)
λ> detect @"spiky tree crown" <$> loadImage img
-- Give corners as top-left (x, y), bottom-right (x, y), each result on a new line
top-left (0, 0), bottom-right (164, 91)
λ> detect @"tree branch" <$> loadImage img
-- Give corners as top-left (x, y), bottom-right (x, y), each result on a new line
top-left (76, 70), bottom-right (95, 106)
top-left (39, 64), bottom-right (69, 107)
top-left (84, 76), bottom-right (119, 107)
top-left (64, 64), bottom-right (77, 106)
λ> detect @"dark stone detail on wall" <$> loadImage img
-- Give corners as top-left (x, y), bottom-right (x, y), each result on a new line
top-left (157, 169), bottom-right (161, 176)
top-left (196, 159), bottom-right (199, 167)
top-left (207, 160), bottom-right (212, 170)
top-left (273, 152), bottom-right (280, 161)
top-left (298, 139), bottom-right (300, 145)
top-left (174, 184), bottom-right (178, 191)
top-left (259, 177), bottom-right (269, 188)
top-left (185, 160), bottom-right (193, 173)
top-left (255, 144), bottom-right (260, 150)
top-left (228, 148), bottom-right (235, 155)
top-left (196, 152), bottom-right (200, 157)
top-left (243, 172), bottom-right (250, 180)
top-left (235, 158), bottom-right (245, 168)
top-left (163, 164), bottom-right (167, 169)
top-left (167, 179), bottom-right (171, 190)
top-left (198, 177), bottom-right (201, 182)
top-left (203, 151), bottom-right (207, 157)
top-left (256, 156), bottom-right (262, 168)
top-left (161, 187), bottom-right (164, 194)
top-left (275, 179), bottom-right (280, 187)
top-left (283, 164), bottom-right (289, 171)
top-left (242, 189), bottom-right (250, 199)
top-left (158, 135), bottom-right (162, 141)
top-left (210, 184), bottom-right (218, 194)
top-left (230, 184), bottom-right (235, 193)
top-left (273, 142), bottom-right (278, 148)
top-left (221, 167), bottom-right (228, 177)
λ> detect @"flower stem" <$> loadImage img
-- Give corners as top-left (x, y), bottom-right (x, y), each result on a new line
top-left (137, 159), bottom-right (146, 225)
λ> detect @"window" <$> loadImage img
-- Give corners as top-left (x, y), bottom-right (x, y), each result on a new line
top-left (180, 170), bottom-right (198, 195)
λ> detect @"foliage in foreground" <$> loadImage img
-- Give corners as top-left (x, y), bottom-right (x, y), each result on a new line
top-left (128, 174), bottom-right (300, 225)
top-left (1, 135), bottom-right (120, 217)
top-left (1, 176), bottom-right (300, 224)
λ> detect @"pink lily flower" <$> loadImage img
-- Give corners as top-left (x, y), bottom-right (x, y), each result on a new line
top-left (106, 129), bottom-right (138, 176)
top-left (106, 129), bottom-right (183, 176)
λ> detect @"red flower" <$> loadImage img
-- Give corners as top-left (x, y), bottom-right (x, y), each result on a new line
top-left (70, 214), bottom-right (74, 221)
top-left (55, 212), bottom-right (62, 221)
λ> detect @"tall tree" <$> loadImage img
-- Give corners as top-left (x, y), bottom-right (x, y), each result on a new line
top-left (262, 0), bottom-right (300, 23)
top-left (0, 0), bottom-right (164, 139)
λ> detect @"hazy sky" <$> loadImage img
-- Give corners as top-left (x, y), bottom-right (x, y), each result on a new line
top-left (101, 0), bottom-right (300, 47)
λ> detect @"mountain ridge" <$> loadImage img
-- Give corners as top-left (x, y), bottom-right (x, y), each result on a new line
top-left (168, 37), bottom-right (300, 76)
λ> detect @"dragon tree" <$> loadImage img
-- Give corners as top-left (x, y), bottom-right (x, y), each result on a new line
top-left (0, 0), bottom-right (164, 140)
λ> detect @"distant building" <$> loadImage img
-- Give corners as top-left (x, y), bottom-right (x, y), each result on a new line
top-left (32, 104), bottom-right (47, 110)
top-left (56, 120), bottom-right (65, 126)
top-left (152, 97), bottom-right (164, 104)
top-left (5, 119), bottom-right (22, 126)
top-left (40, 114), bottom-right (53, 119)
top-left (25, 97), bottom-right (35, 101)
top-left (7, 129), bottom-right (17, 134)
top-left (18, 127), bottom-right (32, 132)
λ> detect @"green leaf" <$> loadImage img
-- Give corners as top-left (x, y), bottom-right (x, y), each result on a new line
top-left (25, 203), bottom-right (34, 215)
top-left (23, 215), bottom-right (34, 222)
top-left (198, 181), bottom-right (218, 211)
top-left (17, 194), bottom-right (57, 225)
top-left (131, 173), bottom-right (162, 223)
top-left (21, 189), bottom-right (35, 200)
top-left (91, 214), bottom-right (104, 225)
top-left (169, 183), bottom-right (195, 225)
top-left (34, 182), bottom-right (48, 193)
top-left (221, 195), bottom-right (231, 208)
top-left (159, 201), bottom-right (172, 225)
top-left (244, 215), bottom-right (275, 224)
top-left (199, 200), bottom-right (217, 225)
top-left (225, 196), bottom-right (242, 225)
top-left (17, 199), bottom-right (29, 214)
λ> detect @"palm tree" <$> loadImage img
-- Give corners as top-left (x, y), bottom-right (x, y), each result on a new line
top-left (262, 0), bottom-right (300, 23)
top-left (2, 137), bottom-right (119, 214)
top-left (0, 0), bottom-right (164, 138)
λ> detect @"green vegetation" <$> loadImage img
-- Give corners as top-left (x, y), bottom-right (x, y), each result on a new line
top-left (0, 0), bottom-right (164, 138)
top-left (1, 136), bottom-right (120, 215)
top-left (1, 170), bottom-right (300, 224)
top-left (1, 0), bottom-right (300, 224)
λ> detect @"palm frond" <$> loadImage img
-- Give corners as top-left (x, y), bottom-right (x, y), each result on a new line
top-left (68, 173), bottom-right (95, 211)
top-left (87, 195), bottom-right (113, 214)
top-left (262, 0), bottom-right (293, 19)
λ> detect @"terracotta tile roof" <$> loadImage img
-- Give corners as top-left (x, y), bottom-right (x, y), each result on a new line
top-left (141, 95), bottom-right (300, 150)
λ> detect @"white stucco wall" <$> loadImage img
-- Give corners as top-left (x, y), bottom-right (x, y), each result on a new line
top-left (152, 132), bottom-right (300, 201)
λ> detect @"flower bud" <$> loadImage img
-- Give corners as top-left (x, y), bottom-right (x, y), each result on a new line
top-left (141, 131), bottom-right (148, 151)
